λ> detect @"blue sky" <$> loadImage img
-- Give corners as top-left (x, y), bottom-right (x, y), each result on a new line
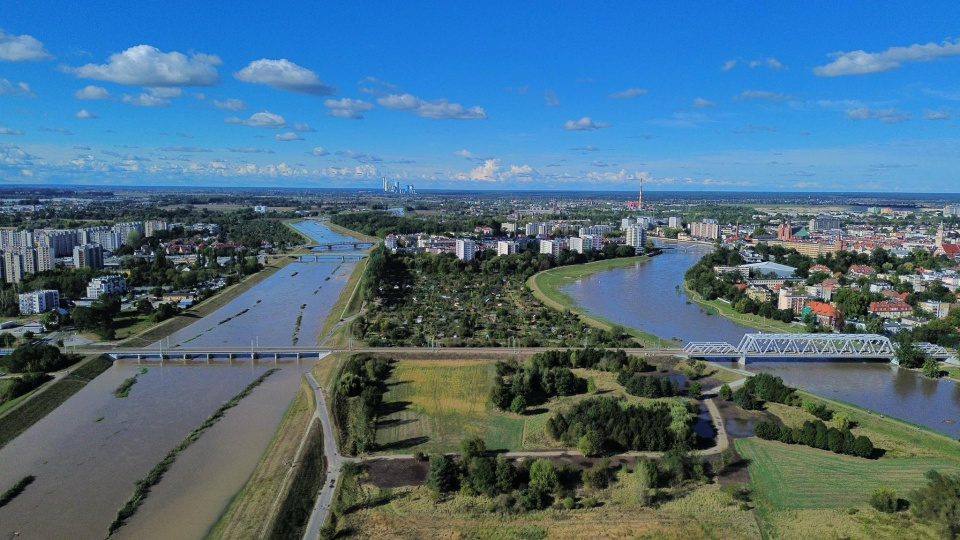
top-left (2, 1), bottom-right (960, 191)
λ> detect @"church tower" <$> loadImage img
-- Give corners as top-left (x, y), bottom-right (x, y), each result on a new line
top-left (936, 222), bottom-right (945, 247)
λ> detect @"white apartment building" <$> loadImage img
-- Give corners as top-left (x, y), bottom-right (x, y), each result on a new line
top-left (19, 289), bottom-right (60, 315)
top-left (496, 240), bottom-right (516, 256)
top-left (384, 234), bottom-right (398, 250)
top-left (568, 236), bottom-right (593, 254)
top-left (455, 238), bottom-right (476, 261)
top-left (87, 275), bottom-right (128, 299)
top-left (625, 226), bottom-right (646, 253)
top-left (540, 239), bottom-right (562, 257)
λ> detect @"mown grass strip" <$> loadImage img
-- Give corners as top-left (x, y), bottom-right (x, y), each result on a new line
top-left (106, 368), bottom-right (280, 537)
top-left (0, 475), bottom-right (35, 508)
top-left (266, 420), bottom-right (326, 540)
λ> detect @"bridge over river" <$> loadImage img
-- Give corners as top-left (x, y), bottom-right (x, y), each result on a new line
top-left (683, 333), bottom-right (958, 365)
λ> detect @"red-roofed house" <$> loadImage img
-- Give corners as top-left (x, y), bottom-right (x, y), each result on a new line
top-left (849, 265), bottom-right (877, 278)
top-left (869, 300), bottom-right (913, 319)
top-left (881, 289), bottom-right (909, 300)
top-left (810, 264), bottom-right (832, 274)
top-left (936, 243), bottom-right (960, 261)
top-left (807, 301), bottom-right (839, 327)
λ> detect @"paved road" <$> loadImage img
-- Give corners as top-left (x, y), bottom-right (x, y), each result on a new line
top-left (302, 372), bottom-right (354, 540)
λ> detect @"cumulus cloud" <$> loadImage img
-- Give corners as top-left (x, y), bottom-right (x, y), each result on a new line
top-left (66, 45), bottom-right (220, 86)
top-left (607, 87), bottom-right (647, 99)
top-left (224, 111), bottom-right (286, 128)
top-left (0, 125), bottom-right (24, 135)
top-left (212, 98), bottom-right (247, 110)
top-left (377, 93), bottom-right (487, 119)
top-left (814, 39), bottom-right (960, 76)
top-left (0, 29), bottom-right (53, 61)
top-left (291, 122), bottom-right (315, 132)
top-left (228, 147), bottom-right (274, 154)
top-left (924, 109), bottom-right (952, 120)
top-left (275, 132), bottom-right (304, 141)
top-left (74, 85), bottom-right (110, 100)
top-left (0, 79), bottom-right (34, 96)
top-left (562, 116), bottom-right (611, 131)
top-left (469, 158), bottom-right (499, 181)
top-left (122, 93), bottom-right (170, 107)
top-left (845, 107), bottom-right (910, 123)
top-left (158, 145), bottom-right (211, 152)
top-left (76, 109), bottom-right (98, 119)
top-left (735, 90), bottom-right (798, 102)
top-left (543, 90), bottom-right (560, 107)
top-left (324, 97), bottom-right (374, 119)
top-left (571, 145), bottom-right (600, 152)
top-left (722, 58), bottom-right (784, 71)
top-left (234, 58), bottom-right (336, 95)
top-left (358, 76), bottom-right (401, 96)
top-left (337, 149), bottom-right (381, 163)
top-left (693, 97), bottom-right (716, 108)
top-left (147, 87), bottom-right (181, 98)
top-left (311, 147), bottom-right (329, 156)
top-left (455, 148), bottom-right (474, 158)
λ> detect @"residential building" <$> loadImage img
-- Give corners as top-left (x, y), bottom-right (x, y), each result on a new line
top-left (384, 234), bottom-right (398, 250)
top-left (254, 205), bottom-right (269, 213)
top-left (620, 217), bottom-right (636, 229)
top-left (809, 215), bottom-right (842, 231)
top-left (36, 229), bottom-right (79, 257)
top-left (746, 286), bottom-right (773, 303)
top-left (667, 216), bottom-right (683, 228)
top-left (86, 275), bottom-right (127, 299)
top-left (496, 240), bottom-right (516, 256)
top-left (73, 243), bottom-right (104, 269)
top-left (144, 220), bottom-right (168, 237)
top-left (3, 251), bottom-right (24, 284)
top-left (806, 301), bottom-right (839, 328)
top-left (869, 300), bottom-right (913, 319)
top-left (921, 300), bottom-right (953, 319)
top-left (525, 222), bottom-right (539, 236)
top-left (0, 229), bottom-right (34, 252)
top-left (740, 261), bottom-right (797, 278)
top-left (568, 236), bottom-right (592, 254)
top-left (539, 239), bottom-right (562, 257)
top-left (848, 265), bottom-right (877, 279)
top-left (714, 265), bottom-right (750, 278)
top-left (18, 289), bottom-right (59, 315)
top-left (690, 221), bottom-right (721, 240)
top-left (455, 238), bottom-right (476, 261)
top-left (579, 225), bottom-right (613, 236)
top-left (777, 287), bottom-right (807, 315)
top-left (625, 226), bottom-right (646, 253)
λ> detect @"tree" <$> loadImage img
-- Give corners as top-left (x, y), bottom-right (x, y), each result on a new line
top-left (510, 394), bottom-right (527, 414)
top-left (688, 381), bottom-right (702, 400)
top-left (126, 229), bottom-right (142, 248)
top-left (528, 459), bottom-right (558, 493)
top-left (135, 298), bottom-right (155, 315)
top-left (495, 455), bottom-right (514, 493)
top-left (910, 470), bottom-right (960, 538)
top-left (587, 376), bottom-right (596, 393)
top-left (578, 430), bottom-right (603, 457)
top-left (460, 436), bottom-right (486, 463)
top-left (869, 486), bottom-right (899, 513)
top-left (582, 457), bottom-right (611, 489)
top-left (732, 386), bottom-right (758, 410)
top-left (426, 454), bottom-right (459, 493)
top-left (469, 457), bottom-right (497, 497)
top-left (894, 335), bottom-right (924, 369)
top-left (718, 384), bottom-right (732, 401)
top-left (923, 358), bottom-right (942, 379)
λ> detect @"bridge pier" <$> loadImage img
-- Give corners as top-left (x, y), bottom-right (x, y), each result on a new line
top-left (275, 352), bottom-right (279, 364)
top-left (251, 352), bottom-right (257, 361)
top-left (137, 354), bottom-right (142, 364)
top-left (737, 356), bottom-right (747, 365)
top-left (890, 357), bottom-right (899, 366)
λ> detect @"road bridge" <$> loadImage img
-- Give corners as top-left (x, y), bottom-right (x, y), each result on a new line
top-left (683, 333), bottom-right (957, 365)
top-left (304, 241), bottom-right (375, 250)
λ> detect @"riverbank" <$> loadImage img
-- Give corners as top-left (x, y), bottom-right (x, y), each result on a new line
top-left (324, 219), bottom-right (379, 243)
top-left (528, 256), bottom-right (670, 348)
top-left (317, 257), bottom-right (368, 346)
top-left (283, 218), bottom-right (316, 244)
top-left (206, 377), bottom-right (316, 540)
top-left (682, 281), bottom-right (804, 335)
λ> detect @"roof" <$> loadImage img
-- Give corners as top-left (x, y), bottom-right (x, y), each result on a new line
top-left (741, 261), bottom-right (797, 277)
top-left (807, 301), bottom-right (838, 318)
top-left (869, 300), bottom-right (912, 313)
top-left (849, 265), bottom-right (876, 275)
top-left (881, 289), bottom-right (909, 300)
top-left (942, 244), bottom-right (960, 255)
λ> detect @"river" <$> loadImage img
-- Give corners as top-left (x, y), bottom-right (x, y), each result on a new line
top-left (0, 221), bottom-right (361, 539)
top-left (562, 242), bottom-right (960, 438)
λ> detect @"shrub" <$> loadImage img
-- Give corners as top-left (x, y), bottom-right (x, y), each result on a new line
top-left (578, 430), bottom-right (603, 457)
top-left (732, 386), bottom-right (758, 410)
top-left (427, 454), bottom-right (459, 493)
top-left (718, 384), bottom-right (732, 401)
top-left (869, 486), bottom-right (898, 513)
top-left (688, 381), bottom-right (702, 400)
top-left (510, 394), bottom-right (527, 414)
top-left (562, 496), bottom-right (577, 510)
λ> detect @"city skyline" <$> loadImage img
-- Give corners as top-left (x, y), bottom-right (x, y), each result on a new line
top-left (2, 2), bottom-right (960, 191)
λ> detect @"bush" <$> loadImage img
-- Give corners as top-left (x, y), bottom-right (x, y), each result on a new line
top-left (718, 384), bottom-right (732, 401)
top-left (688, 381), bottom-right (702, 400)
top-left (562, 496), bottom-right (577, 510)
top-left (582, 457), bottom-right (611, 489)
top-left (732, 386), bottom-right (758, 410)
top-left (801, 399), bottom-right (834, 421)
top-left (910, 470), bottom-right (960, 537)
top-left (578, 430), bottom-right (603, 457)
top-left (869, 486), bottom-right (899, 513)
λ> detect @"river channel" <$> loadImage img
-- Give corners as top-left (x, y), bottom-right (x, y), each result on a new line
top-left (0, 221), bottom-right (361, 539)
top-left (562, 242), bottom-right (960, 439)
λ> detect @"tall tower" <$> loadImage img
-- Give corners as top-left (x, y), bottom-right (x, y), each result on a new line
top-left (638, 176), bottom-right (643, 209)
top-left (936, 222), bottom-right (944, 247)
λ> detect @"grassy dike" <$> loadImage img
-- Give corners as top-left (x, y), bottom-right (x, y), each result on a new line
top-left (0, 355), bottom-right (113, 449)
top-left (206, 377), bottom-right (316, 540)
top-left (317, 257), bottom-right (368, 346)
top-left (107, 369), bottom-right (280, 537)
top-left (527, 256), bottom-right (671, 348)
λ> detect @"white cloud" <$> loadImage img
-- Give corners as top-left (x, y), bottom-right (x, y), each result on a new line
top-left (543, 90), bottom-right (560, 107)
top-left (76, 109), bottom-right (98, 119)
top-left (40, 126), bottom-right (72, 134)
top-left (337, 149), bottom-right (381, 163)
top-left (722, 58), bottom-right (784, 71)
top-left (815, 39), bottom-right (960, 76)
top-left (0, 79), bottom-right (34, 96)
top-left (563, 116), bottom-right (611, 131)
top-left (275, 132), bottom-right (304, 141)
top-left (66, 45), bottom-right (220, 86)
top-left (0, 125), bottom-right (23, 135)
top-left (74, 85), bottom-right (110, 100)
top-left (311, 147), bottom-right (330, 156)
top-left (224, 111), bottom-right (286, 128)
top-left (571, 145), bottom-right (600, 151)
top-left (291, 122), bottom-right (315, 132)
top-left (122, 93), bottom-right (170, 107)
top-left (228, 147), bottom-right (274, 154)
top-left (693, 97), bottom-right (716, 108)
top-left (212, 98), bottom-right (247, 110)
top-left (234, 58), bottom-right (336, 95)
top-left (469, 159), bottom-right (499, 181)
top-left (455, 148), bottom-right (473, 158)
top-left (147, 87), bottom-right (182, 98)
top-left (736, 90), bottom-right (798, 102)
top-left (607, 87), bottom-right (647, 99)
top-left (377, 93), bottom-right (487, 119)
top-left (721, 60), bottom-right (737, 72)
top-left (158, 145), bottom-right (211, 152)
top-left (845, 107), bottom-right (909, 123)
top-left (923, 109), bottom-right (952, 120)
top-left (190, 52), bottom-right (222, 65)
top-left (324, 97), bottom-right (374, 119)
top-left (0, 29), bottom-right (53, 61)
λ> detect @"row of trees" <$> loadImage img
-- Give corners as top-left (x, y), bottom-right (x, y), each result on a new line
top-left (0, 344), bottom-right (74, 374)
top-left (754, 419), bottom-right (875, 458)
top-left (330, 354), bottom-right (393, 455)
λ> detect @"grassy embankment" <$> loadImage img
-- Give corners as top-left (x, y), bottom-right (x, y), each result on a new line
top-left (683, 281), bottom-right (804, 334)
top-left (317, 257), bottom-right (368, 348)
top-left (267, 420), bottom-right (326, 540)
top-left (319, 354), bottom-right (716, 456)
top-left (0, 355), bottom-right (112, 448)
top-left (207, 377), bottom-right (316, 540)
top-left (527, 256), bottom-right (668, 348)
top-left (325, 220), bottom-right (379, 243)
top-left (107, 369), bottom-right (280, 537)
top-left (736, 386), bottom-right (960, 538)
top-left (121, 257), bottom-right (292, 348)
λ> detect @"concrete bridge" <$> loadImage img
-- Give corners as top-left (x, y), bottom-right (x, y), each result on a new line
top-left (305, 241), bottom-right (375, 250)
top-left (683, 333), bottom-right (958, 365)
top-left (104, 347), bottom-right (331, 365)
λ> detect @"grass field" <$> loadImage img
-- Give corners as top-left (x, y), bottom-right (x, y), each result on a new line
top-left (0, 355), bottom-right (112, 448)
top-left (207, 377), bottom-right (315, 540)
top-left (527, 257), bottom-right (669, 347)
top-left (737, 438), bottom-right (951, 539)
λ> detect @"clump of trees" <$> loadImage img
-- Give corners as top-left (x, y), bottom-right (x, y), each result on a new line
top-left (909, 470), bottom-right (960, 538)
top-left (0, 344), bottom-right (74, 374)
top-left (547, 396), bottom-right (696, 452)
top-left (753, 419), bottom-right (874, 458)
top-left (616, 371), bottom-right (679, 399)
top-left (0, 372), bottom-right (52, 406)
top-left (489, 353), bottom-right (584, 414)
top-left (330, 353), bottom-right (393, 454)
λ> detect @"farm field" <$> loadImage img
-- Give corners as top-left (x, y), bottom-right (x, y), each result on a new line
top-left (736, 438), bottom-right (954, 539)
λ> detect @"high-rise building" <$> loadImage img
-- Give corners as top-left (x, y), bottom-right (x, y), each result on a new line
top-left (809, 215), bottom-right (842, 232)
top-left (0, 229), bottom-right (34, 252)
top-left (35, 246), bottom-right (53, 272)
top-left (690, 221), bottom-right (721, 240)
top-left (145, 220), bottom-right (169, 237)
top-left (620, 217), bottom-right (636, 230)
top-left (73, 244), bottom-right (104, 269)
top-left (36, 229), bottom-right (79, 257)
top-left (568, 236), bottom-right (593, 254)
top-left (496, 240), bottom-right (516, 256)
top-left (668, 216), bottom-right (683, 229)
top-left (625, 226), bottom-right (646, 253)
top-left (86, 275), bottom-right (127, 299)
top-left (3, 251), bottom-right (24, 284)
top-left (539, 239), bottom-right (562, 257)
top-left (525, 222), bottom-right (539, 236)
top-left (384, 234), bottom-right (398, 250)
top-left (944, 205), bottom-right (960, 217)
top-left (19, 289), bottom-right (60, 315)
top-left (113, 222), bottom-right (144, 244)
top-left (455, 239), bottom-right (476, 261)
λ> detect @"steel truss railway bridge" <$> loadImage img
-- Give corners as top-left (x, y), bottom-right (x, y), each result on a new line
top-left (682, 333), bottom-right (958, 365)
